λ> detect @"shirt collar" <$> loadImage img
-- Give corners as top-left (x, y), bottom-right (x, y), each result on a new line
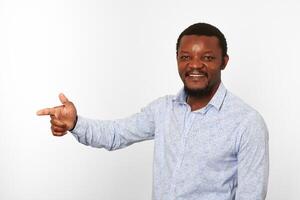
top-left (172, 82), bottom-right (227, 111)
top-left (207, 82), bottom-right (227, 111)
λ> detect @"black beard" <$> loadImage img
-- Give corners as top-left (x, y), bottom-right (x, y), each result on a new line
top-left (184, 85), bottom-right (212, 98)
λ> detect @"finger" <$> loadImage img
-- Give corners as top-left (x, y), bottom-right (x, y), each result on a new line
top-left (50, 119), bottom-right (67, 128)
top-left (51, 128), bottom-right (66, 137)
top-left (50, 114), bottom-right (61, 121)
top-left (52, 105), bottom-right (64, 119)
top-left (59, 93), bottom-right (69, 105)
top-left (36, 108), bottom-right (56, 116)
top-left (51, 125), bottom-right (67, 134)
top-left (53, 105), bottom-right (64, 109)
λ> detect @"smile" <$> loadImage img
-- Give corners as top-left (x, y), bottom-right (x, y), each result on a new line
top-left (189, 74), bottom-right (206, 77)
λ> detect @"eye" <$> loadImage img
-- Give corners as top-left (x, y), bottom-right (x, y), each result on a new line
top-left (202, 55), bottom-right (215, 61)
top-left (179, 55), bottom-right (191, 61)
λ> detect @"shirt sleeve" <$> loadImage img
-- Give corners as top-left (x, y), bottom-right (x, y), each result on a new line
top-left (70, 100), bottom-right (157, 151)
top-left (236, 112), bottom-right (269, 200)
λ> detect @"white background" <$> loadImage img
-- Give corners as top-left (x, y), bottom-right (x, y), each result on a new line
top-left (1, 0), bottom-right (299, 199)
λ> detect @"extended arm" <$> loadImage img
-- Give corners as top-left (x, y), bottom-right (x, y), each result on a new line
top-left (37, 93), bottom-right (156, 150)
top-left (71, 105), bottom-right (155, 150)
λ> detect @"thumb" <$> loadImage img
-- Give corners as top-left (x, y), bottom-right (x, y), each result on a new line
top-left (59, 93), bottom-right (69, 105)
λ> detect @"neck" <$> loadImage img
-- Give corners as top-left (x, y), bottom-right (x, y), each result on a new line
top-left (187, 82), bottom-right (220, 111)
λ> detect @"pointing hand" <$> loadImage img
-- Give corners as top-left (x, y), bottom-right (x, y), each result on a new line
top-left (37, 93), bottom-right (77, 136)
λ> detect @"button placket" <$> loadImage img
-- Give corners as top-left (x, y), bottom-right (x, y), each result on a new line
top-left (169, 105), bottom-right (196, 199)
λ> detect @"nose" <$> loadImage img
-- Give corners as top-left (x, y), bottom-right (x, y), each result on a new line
top-left (188, 58), bottom-right (206, 69)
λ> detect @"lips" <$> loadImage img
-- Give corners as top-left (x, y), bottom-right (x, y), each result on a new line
top-left (189, 74), bottom-right (206, 77)
top-left (185, 70), bottom-right (208, 78)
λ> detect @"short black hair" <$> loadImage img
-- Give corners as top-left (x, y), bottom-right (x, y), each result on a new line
top-left (176, 23), bottom-right (228, 57)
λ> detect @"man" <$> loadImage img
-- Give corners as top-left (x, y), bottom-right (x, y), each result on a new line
top-left (37, 23), bottom-right (269, 200)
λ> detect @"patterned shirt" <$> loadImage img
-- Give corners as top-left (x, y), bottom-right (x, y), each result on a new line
top-left (71, 83), bottom-right (269, 200)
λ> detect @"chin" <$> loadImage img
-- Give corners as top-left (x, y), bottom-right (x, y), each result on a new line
top-left (184, 85), bottom-right (211, 98)
top-left (184, 82), bottom-right (208, 92)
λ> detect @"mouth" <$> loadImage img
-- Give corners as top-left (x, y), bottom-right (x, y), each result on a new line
top-left (185, 71), bottom-right (208, 79)
top-left (188, 74), bottom-right (206, 77)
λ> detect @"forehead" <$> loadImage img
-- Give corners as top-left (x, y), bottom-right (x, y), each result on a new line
top-left (179, 35), bottom-right (221, 52)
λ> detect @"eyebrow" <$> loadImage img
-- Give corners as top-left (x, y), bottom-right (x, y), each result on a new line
top-left (178, 50), bottom-right (190, 54)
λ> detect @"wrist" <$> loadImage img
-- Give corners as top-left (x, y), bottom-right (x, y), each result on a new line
top-left (69, 115), bottom-right (78, 131)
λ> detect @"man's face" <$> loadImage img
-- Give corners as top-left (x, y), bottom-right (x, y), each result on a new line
top-left (177, 35), bottom-right (228, 97)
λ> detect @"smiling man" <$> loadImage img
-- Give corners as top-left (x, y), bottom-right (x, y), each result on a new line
top-left (37, 23), bottom-right (269, 200)
top-left (177, 34), bottom-right (229, 111)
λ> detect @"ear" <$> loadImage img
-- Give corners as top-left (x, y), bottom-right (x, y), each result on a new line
top-left (221, 55), bottom-right (229, 70)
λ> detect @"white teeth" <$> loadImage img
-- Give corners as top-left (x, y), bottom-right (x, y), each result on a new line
top-left (189, 74), bottom-right (205, 77)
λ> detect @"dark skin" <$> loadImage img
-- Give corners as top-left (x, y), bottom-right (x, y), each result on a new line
top-left (37, 93), bottom-right (77, 136)
top-left (177, 35), bottom-right (229, 111)
top-left (37, 35), bottom-right (229, 135)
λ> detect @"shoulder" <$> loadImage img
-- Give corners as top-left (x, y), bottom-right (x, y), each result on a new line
top-left (144, 95), bottom-right (175, 109)
top-left (224, 91), bottom-right (268, 138)
top-left (223, 91), bottom-right (264, 121)
top-left (141, 95), bottom-right (175, 114)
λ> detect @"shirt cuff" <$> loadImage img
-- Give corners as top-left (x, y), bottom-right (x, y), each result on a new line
top-left (70, 115), bottom-right (87, 139)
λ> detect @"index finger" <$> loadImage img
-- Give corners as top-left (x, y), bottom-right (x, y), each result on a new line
top-left (36, 108), bottom-right (56, 116)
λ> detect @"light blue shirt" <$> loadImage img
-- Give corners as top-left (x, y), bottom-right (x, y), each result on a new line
top-left (71, 83), bottom-right (269, 200)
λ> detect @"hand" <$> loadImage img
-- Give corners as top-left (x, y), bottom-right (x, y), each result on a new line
top-left (37, 93), bottom-right (77, 136)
